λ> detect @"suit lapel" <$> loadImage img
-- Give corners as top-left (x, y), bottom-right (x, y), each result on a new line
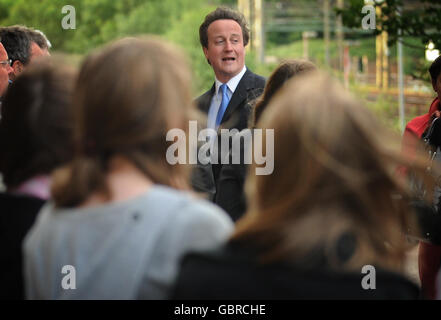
top-left (197, 84), bottom-right (215, 114)
top-left (221, 70), bottom-right (252, 125)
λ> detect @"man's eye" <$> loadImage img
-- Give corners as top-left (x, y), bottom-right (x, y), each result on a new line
top-left (232, 39), bottom-right (239, 43)
top-left (216, 40), bottom-right (224, 44)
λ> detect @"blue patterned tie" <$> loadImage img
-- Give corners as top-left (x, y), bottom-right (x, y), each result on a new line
top-left (216, 83), bottom-right (230, 128)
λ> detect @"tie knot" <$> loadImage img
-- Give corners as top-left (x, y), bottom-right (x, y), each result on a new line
top-left (220, 83), bottom-right (228, 94)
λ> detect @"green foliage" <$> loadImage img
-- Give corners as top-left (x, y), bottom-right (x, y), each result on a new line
top-left (388, 37), bottom-right (430, 82)
top-left (2, 0), bottom-right (78, 51)
top-left (336, 0), bottom-right (441, 50)
top-left (0, 0), bottom-right (14, 22)
top-left (266, 31), bottom-right (302, 48)
top-left (366, 94), bottom-right (402, 132)
top-left (266, 38), bottom-right (339, 67)
top-left (267, 36), bottom-right (430, 83)
top-left (0, 0), bottom-right (251, 95)
top-left (0, 0), bottom-right (212, 54)
top-left (165, 5), bottom-right (217, 96)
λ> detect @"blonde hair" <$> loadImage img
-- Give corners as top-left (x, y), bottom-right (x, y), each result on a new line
top-left (52, 37), bottom-right (193, 207)
top-left (233, 72), bottom-right (430, 272)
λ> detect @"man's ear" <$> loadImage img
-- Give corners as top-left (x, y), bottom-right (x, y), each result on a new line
top-left (11, 60), bottom-right (24, 78)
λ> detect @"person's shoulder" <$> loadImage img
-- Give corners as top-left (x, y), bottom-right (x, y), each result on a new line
top-left (180, 242), bottom-right (261, 271)
top-left (195, 88), bottom-right (213, 101)
top-left (0, 193), bottom-right (45, 240)
top-left (152, 185), bottom-right (233, 227)
top-left (244, 69), bottom-right (266, 88)
top-left (194, 86), bottom-right (215, 112)
top-left (406, 114), bottom-right (428, 128)
top-left (194, 85), bottom-right (215, 106)
top-left (170, 246), bottom-right (229, 299)
top-left (0, 192), bottom-right (45, 213)
top-left (404, 114), bottom-right (430, 139)
top-left (180, 245), bottom-right (229, 267)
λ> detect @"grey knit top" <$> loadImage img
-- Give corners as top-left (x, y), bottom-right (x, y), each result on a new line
top-left (23, 185), bottom-right (233, 299)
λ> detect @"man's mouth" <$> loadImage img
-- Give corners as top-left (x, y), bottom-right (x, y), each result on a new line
top-left (222, 57), bottom-right (236, 61)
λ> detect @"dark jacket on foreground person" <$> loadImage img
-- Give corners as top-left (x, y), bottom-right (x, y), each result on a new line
top-left (171, 242), bottom-right (420, 300)
top-left (0, 193), bottom-right (44, 299)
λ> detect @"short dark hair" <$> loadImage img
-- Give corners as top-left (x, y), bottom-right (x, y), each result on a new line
top-left (429, 55), bottom-right (441, 85)
top-left (199, 7), bottom-right (250, 48)
top-left (27, 29), bottom-right (50, 50)
top-left (0, 25), bottom-right (32, 65)
top-left (0, 59), bottom-right (76, 189)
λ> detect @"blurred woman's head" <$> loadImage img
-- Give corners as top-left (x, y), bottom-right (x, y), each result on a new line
top-left (52, 37), bottom-right (193, 207)
top-left (234, 72), bottom-right (420, 271)
top-left (0, 58), bottom-right (75, 190)
top-left (252, 59), bottom-right (316, 127)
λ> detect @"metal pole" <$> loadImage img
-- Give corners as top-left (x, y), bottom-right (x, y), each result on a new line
top-left (375, 5), bottom-right (382, 88)
top-left (254, 0), bottom-right (264, 63)
top-left (336, 0), bottom-right (344, 71)
top-left (397, 8), bottom-right (405, 133)
top-left (238, 0), bottom-right (251, 53)
top-left (303, 32), bottom-right (309, 60)
top-left (382, 31), bottom-right (389, 89)
top-left (324, 0), bottom-right (330, 67)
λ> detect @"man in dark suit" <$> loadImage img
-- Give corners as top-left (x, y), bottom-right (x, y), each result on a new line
top-left (0, 26), bottom-right (50, 83)
top-left (192, 7), bottom-right (265, 198)
top-left (0, 42), bottom-right (13, 103)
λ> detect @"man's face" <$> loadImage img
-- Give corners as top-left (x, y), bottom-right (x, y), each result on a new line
top-left (30, 41), bottom-right (49, 62)
top-left (0, 43), bottom-right (13, 98)
top-left (203, 19), bottom-right (245, 83)
top-left (9, 42), bottom-right (49, 81)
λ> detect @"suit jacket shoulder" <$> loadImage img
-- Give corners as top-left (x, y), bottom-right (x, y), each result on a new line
top-left (195, 84), bottom-right (215, 114)
top-left (195, 69), bottom-right (265, 122)
top-left (221, 69), bottom-right (265, 131)
top-left (244, 69), bottom-right (266, 93)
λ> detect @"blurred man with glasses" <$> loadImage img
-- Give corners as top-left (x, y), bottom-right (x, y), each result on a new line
top-left (0, 26), bottom-right (50, 83)
top-left (0, 41), bottom-right (13, 103)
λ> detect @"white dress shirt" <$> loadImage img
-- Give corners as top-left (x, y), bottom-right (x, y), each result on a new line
top-left (207, 66), bottom-right (247, 131)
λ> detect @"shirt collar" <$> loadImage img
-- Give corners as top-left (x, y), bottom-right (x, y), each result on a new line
top-left (214, 65), bottom-right (247, 96)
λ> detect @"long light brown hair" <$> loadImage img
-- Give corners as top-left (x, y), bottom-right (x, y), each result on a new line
top-left (52, 37), bottom-right (193, 207)
top-left (232, 72), bottom-right (432, 272)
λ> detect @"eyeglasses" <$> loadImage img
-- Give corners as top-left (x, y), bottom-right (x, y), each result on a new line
top-left (0, 59), bottom-right (12, 67)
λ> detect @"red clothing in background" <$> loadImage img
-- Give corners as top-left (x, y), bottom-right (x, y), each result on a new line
top-left (403, 97), bottom-right (441, 299)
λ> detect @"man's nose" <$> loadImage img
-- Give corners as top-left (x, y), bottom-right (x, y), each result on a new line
top-left (224, 41), bottom-right (233, 51)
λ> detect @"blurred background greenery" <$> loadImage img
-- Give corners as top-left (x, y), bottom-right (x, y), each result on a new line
top-left (0, 0), bottom-right (437, 132)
